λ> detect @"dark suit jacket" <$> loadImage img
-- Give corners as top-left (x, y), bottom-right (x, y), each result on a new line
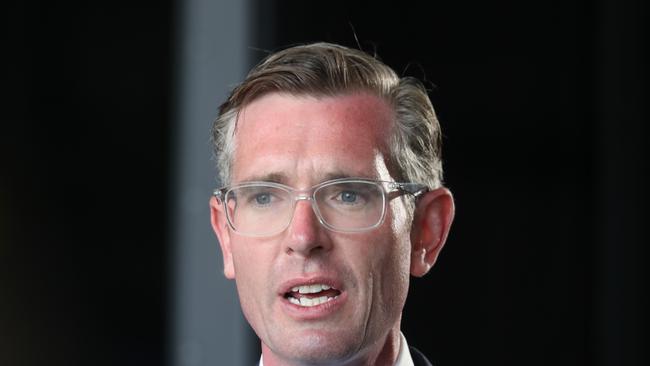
top-left (409, 346), bottom-right (433, 366)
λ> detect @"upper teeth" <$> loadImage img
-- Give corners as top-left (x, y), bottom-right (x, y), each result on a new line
top-left (291, 284), bottom-right (331, 294)
top-left (289, 296), bottom-right (334, 307)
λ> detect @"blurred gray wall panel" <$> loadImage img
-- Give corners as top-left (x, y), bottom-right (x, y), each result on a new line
top-left (170, 0), bottom-right (251, 365)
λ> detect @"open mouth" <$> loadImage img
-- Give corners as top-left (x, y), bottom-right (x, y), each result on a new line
top-left (284, 284), bottom-right (342, 307)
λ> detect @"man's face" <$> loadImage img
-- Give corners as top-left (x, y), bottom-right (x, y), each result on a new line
top-left (213, 92), bottom-right (414, 364)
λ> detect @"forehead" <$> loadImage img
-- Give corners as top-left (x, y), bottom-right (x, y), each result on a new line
top-left (232, 92), bottom-right (395, 184)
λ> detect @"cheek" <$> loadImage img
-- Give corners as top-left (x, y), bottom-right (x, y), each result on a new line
top-left (230, 242), bottom-right (271, 323)
top-left (389, 197), bottom-right (413, 238)
top-left (388, 200), bottom-right (413, 284)
top-left (376, 233), bottom-right (411, 291)
top-left (356, 224), bottom-right (411, 293)
top-left (352, 227), bottom-right (410, 340)
top-left (377, 242), bottom-right (410, 335)
top-left (374, 209), bottom-right (412, 312)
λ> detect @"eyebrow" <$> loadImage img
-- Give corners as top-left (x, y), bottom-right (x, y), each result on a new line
top-left (239, 171), bottom-right (370, 185)
top-left (241, 172), bottom-right (290, 184)
top-left (321, 172), bottom-right (356, 181)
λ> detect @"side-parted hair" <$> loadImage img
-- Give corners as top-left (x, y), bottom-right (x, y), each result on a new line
top-left (212, 42), bottom-right (443, 190)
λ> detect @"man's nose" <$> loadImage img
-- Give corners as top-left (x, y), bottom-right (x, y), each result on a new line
top-left (283, 198), bottom-right (330, 257)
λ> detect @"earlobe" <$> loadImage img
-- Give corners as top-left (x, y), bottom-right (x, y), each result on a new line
top-left (410, 187), bottom-right (455, 277)
top-left (210, 196), bottom-right (236, 279)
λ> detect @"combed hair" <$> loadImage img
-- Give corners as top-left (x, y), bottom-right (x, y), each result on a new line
top-left (212, 42), bottom-right (443, 191)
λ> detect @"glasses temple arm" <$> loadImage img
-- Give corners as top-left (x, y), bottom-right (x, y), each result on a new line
top-left (393, 183), bottom-right (429, 197)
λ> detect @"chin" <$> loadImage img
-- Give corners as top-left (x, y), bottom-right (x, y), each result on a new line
top-left (268, 329), bottom-right (362, 365)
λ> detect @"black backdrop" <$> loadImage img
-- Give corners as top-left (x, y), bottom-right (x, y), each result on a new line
top-left (2, 0), bottom-right (646, 365)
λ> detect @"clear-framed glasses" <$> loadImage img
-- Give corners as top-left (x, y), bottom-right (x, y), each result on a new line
top-left (213, 178), bottom-right (428, 237)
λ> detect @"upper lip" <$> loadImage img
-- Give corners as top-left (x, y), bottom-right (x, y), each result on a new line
top-left (278, 276), bottom-right (343, 296)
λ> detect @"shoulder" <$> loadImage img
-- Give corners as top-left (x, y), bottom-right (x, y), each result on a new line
top-left (409, 346), bottom-right (434, 366)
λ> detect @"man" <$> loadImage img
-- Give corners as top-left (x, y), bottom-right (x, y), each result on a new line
top-left (209, 43), bottom-right (454, 366)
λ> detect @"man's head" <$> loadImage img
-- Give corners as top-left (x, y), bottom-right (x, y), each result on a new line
top-left (210, 43), bottom-right (454, 365)
top-left (213, 42), bottom-right (443, 192)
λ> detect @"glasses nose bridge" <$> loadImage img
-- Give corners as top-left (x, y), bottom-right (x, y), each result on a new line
top-left (290, 187), bottom-right (316, 202)
top-left (289, 189), bottom-right (321, 220)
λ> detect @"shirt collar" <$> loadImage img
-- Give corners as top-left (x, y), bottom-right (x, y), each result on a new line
top-left (258, 332), bottom-right (414, 366)
top-left (395, 332), bottom-right (415, 366)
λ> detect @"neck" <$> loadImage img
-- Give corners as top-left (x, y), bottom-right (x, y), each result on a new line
top-left (363, 327), bottom-right (402, 366)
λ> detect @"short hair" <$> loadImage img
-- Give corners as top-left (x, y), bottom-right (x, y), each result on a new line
top-left (212, 42), bottom-right (443, 190)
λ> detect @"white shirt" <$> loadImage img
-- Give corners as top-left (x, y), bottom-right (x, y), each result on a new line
top-left (259, 332), bottom-right (415, 366)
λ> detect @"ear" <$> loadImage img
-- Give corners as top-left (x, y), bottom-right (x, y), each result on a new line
top-left (210, 195), bottom-right (235, 279)
top-left (409, 187), bottom-right (455, 277)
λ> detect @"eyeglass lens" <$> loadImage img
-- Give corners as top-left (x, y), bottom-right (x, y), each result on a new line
top-left (224, 181), bottom-right (385, 236)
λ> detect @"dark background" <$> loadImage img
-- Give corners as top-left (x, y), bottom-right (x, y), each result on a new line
top-left (2, 0), bottom-right (646, 365)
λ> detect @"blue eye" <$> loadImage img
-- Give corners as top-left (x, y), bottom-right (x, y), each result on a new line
top-left (255, 193), bottom-right (271, 205)
top-left (340, 191), bottom-right (358, 203)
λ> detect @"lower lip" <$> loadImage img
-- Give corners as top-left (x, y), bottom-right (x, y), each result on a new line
top-left (281, 292), bottom-right (347, 320)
